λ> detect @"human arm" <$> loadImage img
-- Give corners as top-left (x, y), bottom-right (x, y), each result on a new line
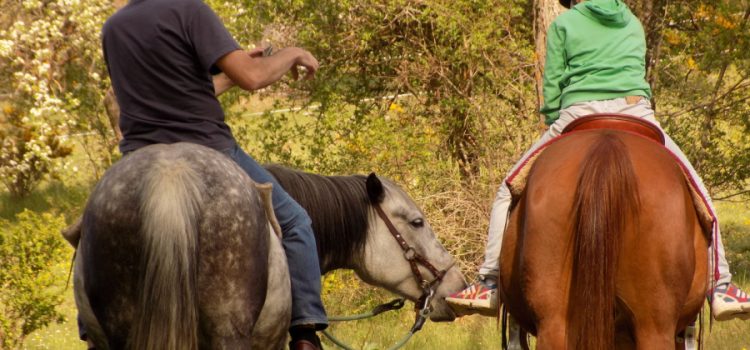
top-left (212, 47), bottom-right (268, 96)
top-left (215, 47), bottom-right (319, 91)
top-left (212, 73), bottom-right (234, 96)
top-left (186, 1), bottom-right (309, 93)
top-left (539, 22), bottom-right (567, 124)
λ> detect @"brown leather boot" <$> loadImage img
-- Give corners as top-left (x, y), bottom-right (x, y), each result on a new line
top-left (289, 325), bottom-right (323, 350)
top-left (291, 339), bottom-right (321, 350)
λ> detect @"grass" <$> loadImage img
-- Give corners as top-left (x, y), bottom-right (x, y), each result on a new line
top-left (21, 283), bottom-right (750, 349)
top-left (19, 199), bottom-right (750, 350)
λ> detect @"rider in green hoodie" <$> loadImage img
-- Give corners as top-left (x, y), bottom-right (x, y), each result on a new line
top-left (540, 0), bottom-right (652, 124)
top-left (447, 0), bottom-right (750, 322)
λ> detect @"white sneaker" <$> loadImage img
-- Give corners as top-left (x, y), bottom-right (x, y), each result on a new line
top-left (711, 283), bottom-right (750, 321)
top-left (445, 277), bottom-right (498, 317)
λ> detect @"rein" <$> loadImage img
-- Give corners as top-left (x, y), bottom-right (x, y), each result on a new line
top-left (320, 203), bottom-right (451, 350)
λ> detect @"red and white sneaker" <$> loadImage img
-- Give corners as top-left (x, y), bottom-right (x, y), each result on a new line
top-left (711, 283), bottom-right (750, 321)
top-left (445, 277), bottom-right (498, 317)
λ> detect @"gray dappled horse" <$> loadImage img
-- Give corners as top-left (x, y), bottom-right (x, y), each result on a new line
top-left (74, 143), bottom-right (466, 349)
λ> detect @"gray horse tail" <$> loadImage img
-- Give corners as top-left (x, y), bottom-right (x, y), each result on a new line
top-left (130, 157), bottom-right (203, 350)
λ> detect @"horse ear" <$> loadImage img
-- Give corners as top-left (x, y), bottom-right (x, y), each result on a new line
top-left (366, 173), bottom-right (385, 204)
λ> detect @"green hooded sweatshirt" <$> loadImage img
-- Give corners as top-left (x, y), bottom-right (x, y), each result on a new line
top-left (540, 0), bottom-right (652, 125)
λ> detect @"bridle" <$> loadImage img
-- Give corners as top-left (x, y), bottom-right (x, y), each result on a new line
top-left (373, 203), bottom-right (453, 316)
top-left (320, 203), bottom-right (456, 349)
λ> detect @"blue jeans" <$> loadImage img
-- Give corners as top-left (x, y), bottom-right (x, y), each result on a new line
top-left (222, 144), bottom-right (328, 329)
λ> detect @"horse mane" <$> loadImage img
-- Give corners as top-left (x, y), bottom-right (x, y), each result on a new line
top-left (264, 164), bottom-right (372, 271)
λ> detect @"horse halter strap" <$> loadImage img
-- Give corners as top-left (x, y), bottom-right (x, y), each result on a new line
top-left (373, 204), bottom-right (447, 290)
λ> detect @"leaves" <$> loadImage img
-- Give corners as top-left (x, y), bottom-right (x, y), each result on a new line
top-left (0, 0), bottom-right (114, 197)
top-left (0, 210), bottom-right (68, 348)
top-left (649, 0), bottom-right (750, 196)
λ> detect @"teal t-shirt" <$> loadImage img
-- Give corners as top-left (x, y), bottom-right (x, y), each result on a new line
top-left (540, 0), bottom-right (652, 125)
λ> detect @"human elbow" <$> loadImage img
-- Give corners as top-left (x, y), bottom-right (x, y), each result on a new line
top-left (237, 76), bottom-right (267, 91)
top-left (235, 71), bottom-right (267, 91)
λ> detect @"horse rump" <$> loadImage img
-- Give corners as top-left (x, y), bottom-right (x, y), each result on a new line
top-left (75, 143), bottom-right (269, 349)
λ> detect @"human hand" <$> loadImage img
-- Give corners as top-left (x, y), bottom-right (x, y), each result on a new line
top-left (247, 46), bottom-right (266, 58)
top-left (291, 49), bottom-right (319, 80)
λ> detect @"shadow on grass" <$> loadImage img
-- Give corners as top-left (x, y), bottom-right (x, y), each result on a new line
top-left (0, 180), bottom-right (93, 222)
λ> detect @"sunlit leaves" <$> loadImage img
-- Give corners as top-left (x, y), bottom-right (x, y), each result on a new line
top-left (0, 0), bottom-right (113, 197)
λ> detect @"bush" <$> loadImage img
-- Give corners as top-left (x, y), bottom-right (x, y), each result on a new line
top-left (0, 210), bottom-right (69, 349)
top-left (0, 0), bottom-right (114, 198)
top-left (723, 222), bottom-right (750, 280)
top-left (0, 103), bottom-right (72, 198)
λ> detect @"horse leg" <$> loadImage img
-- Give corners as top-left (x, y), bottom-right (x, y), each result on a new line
top-left (615, 328), bottom-right (636, 350)
top-left (535, 318), bottom-right (567, 350)
top-left (507, 317), bottom-right (523, 350)
top-left (632, 323), bottom-right (676, 350)
top-left (197, 204), bottom-right (270, 348)
top-left (251, 231), bottom-right (292, 350)
top-left (73, 245), bottom-right (109, 350)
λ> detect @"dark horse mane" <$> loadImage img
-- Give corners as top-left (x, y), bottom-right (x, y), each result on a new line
top-left (264, 164), bottom-right (372, 271)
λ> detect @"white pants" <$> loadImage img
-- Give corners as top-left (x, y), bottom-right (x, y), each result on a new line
top-left (479, 97), bottom-right (731, 285)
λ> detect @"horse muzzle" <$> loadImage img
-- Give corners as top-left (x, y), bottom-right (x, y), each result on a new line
top-left (429, 266), bottom-right (467, 322)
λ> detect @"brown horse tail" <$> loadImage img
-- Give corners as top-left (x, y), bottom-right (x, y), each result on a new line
top-left (567, 132), bottom-right (639, 350)
top-left (130, 157), bottom-right (203, 350)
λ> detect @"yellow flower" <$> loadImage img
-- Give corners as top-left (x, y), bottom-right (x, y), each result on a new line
top-left (697, 4), bottom-right (712, 19)
top-left (687, 58), bottom-right (698, 70)
top-left (389, 102), bottom-right (404, 113)
top-left (2, 102), bottom-right (13, 116)
top-left (664, 30), bottom-right (682, 45)
top-left (715, 15), bottom-right (737, 30)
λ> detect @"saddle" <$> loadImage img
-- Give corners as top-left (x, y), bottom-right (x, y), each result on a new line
top-left (561, 113), bottom-right (665, 145)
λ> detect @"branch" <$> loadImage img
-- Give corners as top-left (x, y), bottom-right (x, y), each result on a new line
top-left (714, 190), bottom-right (750, 201)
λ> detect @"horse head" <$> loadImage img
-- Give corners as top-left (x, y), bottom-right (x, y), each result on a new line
top-left (351, 173), bottom-right (466, 322)
top-left (263, 165), bottom-right (467, 323)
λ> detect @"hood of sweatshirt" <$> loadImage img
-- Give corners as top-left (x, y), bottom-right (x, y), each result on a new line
top-left (575, 0), bottom-right (633, 28)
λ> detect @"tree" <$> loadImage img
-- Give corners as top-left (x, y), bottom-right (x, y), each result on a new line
top-left (646, 0), bottom-right (750, 197)
top-left (0, 0), bottom-right (114, 197)
top-left (533, 0), bottom-right (564, 125)
top-left (216, 0), bottom-right (539, 180)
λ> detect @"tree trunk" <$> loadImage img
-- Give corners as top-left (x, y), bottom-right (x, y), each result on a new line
top-left (534, 0), bottom-right (565, 125)
top-left (628, 0), bottom-right (670, 111)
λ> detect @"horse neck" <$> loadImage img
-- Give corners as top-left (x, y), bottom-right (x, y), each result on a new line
top-left (264, 165), bottom-right (372, 273)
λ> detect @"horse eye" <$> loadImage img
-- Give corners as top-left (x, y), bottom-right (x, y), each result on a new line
top-left (410, 218), bottom-right (424, 228)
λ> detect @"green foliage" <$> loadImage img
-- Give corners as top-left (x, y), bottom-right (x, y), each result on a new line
top-left (0, 102), bottom-right (73, 198)
top-left (653, 1), bottom-right (750, 197)
top-left (0, 210), bottom-right (69, 349)
top-left (215, 0), bottom-right (539, 181)
top-left (0, 0), bottom-right (115, 197)
top-left (724, 222), bottom-right (750, 278)
top-left (0, 0), bottom-right (748, 346)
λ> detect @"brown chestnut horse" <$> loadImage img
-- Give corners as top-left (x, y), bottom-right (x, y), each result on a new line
top-left (498, 129), bottom-right (709, 349)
